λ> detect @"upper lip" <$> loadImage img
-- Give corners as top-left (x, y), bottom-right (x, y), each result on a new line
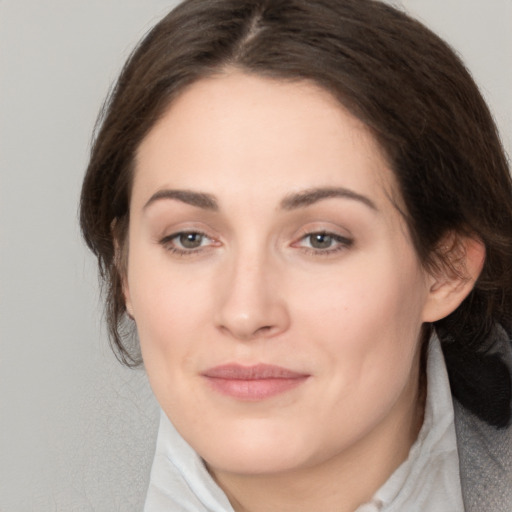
top-left (202, 364), bottom-right (309, 380)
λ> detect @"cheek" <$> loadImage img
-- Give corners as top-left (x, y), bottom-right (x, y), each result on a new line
top-left (293, 252), bottom-right (427, 343)
top-left (133, 282), bottom-right (208, 354)
top-left (130, 274), bottom-right (212, 416)
top-left (126, 245), bottom-right (213, 375)
top-left (291, 268), bottom-right (425, 442)
top-left (291, 252), bottom-right (428, 393)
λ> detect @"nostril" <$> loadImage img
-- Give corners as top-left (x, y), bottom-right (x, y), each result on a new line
top-left (255, 325), bottom-right (273, 335)
top-left (217, 322), bottom-right (279, 341)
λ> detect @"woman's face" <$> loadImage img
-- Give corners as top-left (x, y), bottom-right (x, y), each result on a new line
top-left (125, 73), bottom-right (436, 476)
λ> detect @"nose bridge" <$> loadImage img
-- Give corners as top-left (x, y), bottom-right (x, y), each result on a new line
top-left (214, 241), bottom-right (289, 340)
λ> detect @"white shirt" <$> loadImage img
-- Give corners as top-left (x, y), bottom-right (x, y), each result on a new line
top-left (144, 336), bottom-right (464, 511)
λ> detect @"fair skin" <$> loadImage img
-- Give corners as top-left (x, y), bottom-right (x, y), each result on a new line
top-left (123, 73), bottom-right (482, 512)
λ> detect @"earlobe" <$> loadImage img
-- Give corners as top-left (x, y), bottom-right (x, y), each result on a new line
top-left (123, 281), bottom-right (134, 319)
top-left (422, 235), bottom-right (485, 323)
top-left (117, 259), bottom-right (134, 319)
top-left (112, 219), bottom-right (134, 319)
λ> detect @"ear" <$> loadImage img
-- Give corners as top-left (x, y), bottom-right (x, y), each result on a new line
top-left (422, 234), bottom-right (485, 323)
top-left (122, 275), bottom-right (135, 319)
top-left (112, 219), bottom-right (134, 319)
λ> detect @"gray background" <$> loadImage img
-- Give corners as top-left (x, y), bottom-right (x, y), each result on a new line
top-left (0, 1), bottom-right (510, 511)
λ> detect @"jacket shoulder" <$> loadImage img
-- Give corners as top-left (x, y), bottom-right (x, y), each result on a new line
top-left (454, 392), bottom-right (512, 511)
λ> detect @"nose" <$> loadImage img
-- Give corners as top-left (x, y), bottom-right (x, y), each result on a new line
top-left (214, 251), bottom-right (290, 341)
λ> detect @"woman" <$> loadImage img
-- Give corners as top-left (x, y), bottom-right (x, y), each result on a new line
top-left (80, 0), bottom-right (512, 510)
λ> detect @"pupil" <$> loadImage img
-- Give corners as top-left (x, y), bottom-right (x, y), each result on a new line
top-left (180, 233), bottom-right (202, 249)
top-left (311, 233), bottom-right (332, 249)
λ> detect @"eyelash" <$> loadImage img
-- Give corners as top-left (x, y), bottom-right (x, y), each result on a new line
top-left (159, 231), bottom-right (215, 256)
top-left (294, 231), bottom-right (354, 256)
top-left (159, 230), bottom-right (354, 257)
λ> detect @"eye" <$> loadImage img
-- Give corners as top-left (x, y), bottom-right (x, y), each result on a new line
top-left (176, 232), bottom-right (206, 249)
top-left (159, 230), bottom-right (217, 255)
top-left (308, 233), bottom-right (337, 249)
top-left (295, 231), bottom-right (353, 254)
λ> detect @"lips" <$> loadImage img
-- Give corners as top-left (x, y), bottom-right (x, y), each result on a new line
top-left (201, 364), bottom-right (310, 401)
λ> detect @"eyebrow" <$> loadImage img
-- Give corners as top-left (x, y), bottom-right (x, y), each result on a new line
top-left (143, 189), bottom-right (219, 211)
top-left (280, 187), bottom-right (378, 211)
top-left (143, 186), bottom-right (377, 213)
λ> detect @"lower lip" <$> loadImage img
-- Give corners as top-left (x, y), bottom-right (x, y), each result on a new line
top-left (204, 376), bottom-right (309, 401)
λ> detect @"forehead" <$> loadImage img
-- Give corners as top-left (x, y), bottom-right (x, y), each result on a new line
top-left (133, 72), bottom-right (397, 209)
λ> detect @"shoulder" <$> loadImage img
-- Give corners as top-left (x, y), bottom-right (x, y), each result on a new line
top-left (454, 329), bottom-right (512, 512)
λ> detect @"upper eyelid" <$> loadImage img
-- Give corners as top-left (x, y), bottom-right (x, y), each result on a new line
top-left (161, 230), bottom-right (213, 244)
top-left (159, 227), bottom-right (351, 239)
top-left (161, 229), bottom-right (208, 238)
top-left (156, 223), bottom-right (353, 246)
top-left (296, 232), bottom-right (353, 245)
top-left (293, 223), bottom-right (353, 240)
top-left (298, 228), bottom-right (351, 238)
top-left (158, 223), bottom-right (215, 239)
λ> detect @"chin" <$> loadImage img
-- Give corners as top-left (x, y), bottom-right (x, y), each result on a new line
top-left (205, 447), bottom-right (310, 476)
top-left (186, 418), bottom-right (316, 476)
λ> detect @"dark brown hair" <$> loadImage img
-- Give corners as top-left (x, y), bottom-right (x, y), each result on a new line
top-left (80, 0), bottom-right (512, 426)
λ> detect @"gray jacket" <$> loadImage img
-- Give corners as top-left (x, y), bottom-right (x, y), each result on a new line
top-left (455, 392), bottom-right (512, 511)
top-left (454, 323), bottom-right (512, 511)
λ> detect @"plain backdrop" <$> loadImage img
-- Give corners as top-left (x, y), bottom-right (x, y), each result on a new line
top-left (0, 1), bottom-right (510, 511)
